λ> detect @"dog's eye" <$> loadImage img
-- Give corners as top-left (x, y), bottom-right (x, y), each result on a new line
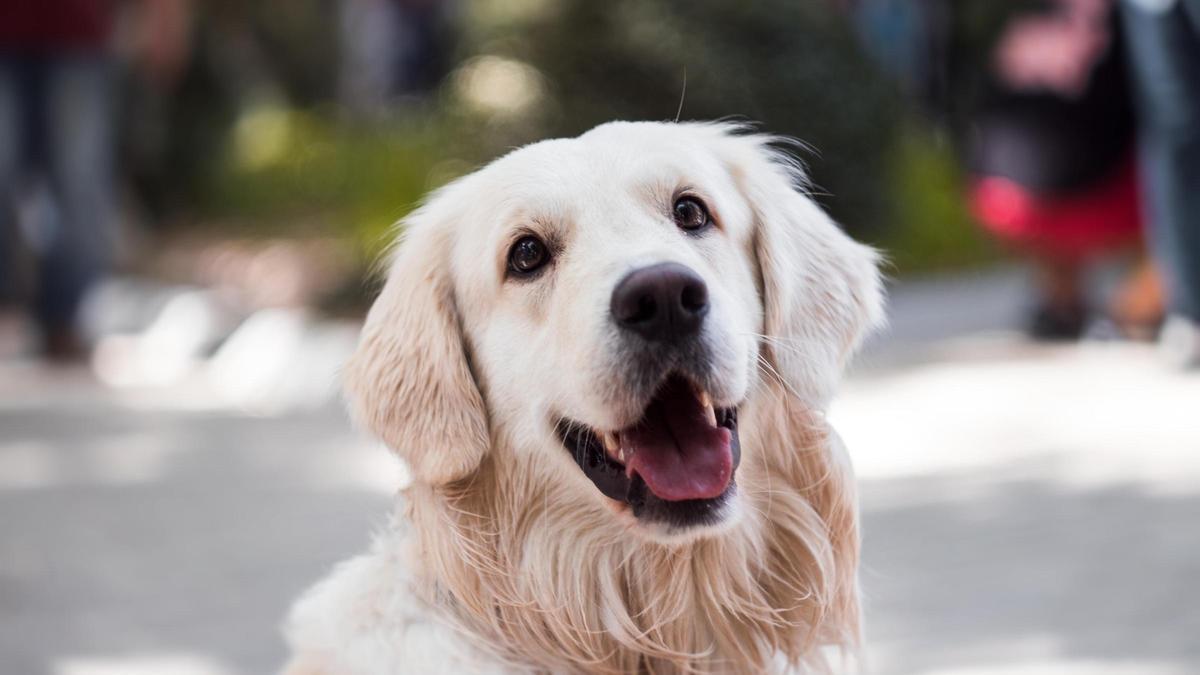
top-left (672, 196), bottom-right (711, 232)
top-left (508, 235), bottom-right (551, 276)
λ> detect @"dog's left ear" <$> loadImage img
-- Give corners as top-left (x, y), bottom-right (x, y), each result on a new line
top-left (343, 216), bottom-right (490, 486)
top-left (718, 130), bottom-right (885, 407)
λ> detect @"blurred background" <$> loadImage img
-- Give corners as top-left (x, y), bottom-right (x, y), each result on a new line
top-left (1, 1), bottom-right (1198, 674)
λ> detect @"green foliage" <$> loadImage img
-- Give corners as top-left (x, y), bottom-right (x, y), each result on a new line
top-left (878, 125), bottom-right (1000, 273)
top-left (201, 109), bottom-right (466, 258)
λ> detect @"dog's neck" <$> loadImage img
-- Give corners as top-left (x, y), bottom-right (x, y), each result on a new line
top-left (402, 390), bottom-right (860, 674)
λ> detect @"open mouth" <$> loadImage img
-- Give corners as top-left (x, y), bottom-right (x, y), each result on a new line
top-left (555, 374), bottom-right (741, 528)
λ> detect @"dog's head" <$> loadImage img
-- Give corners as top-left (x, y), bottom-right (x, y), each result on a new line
top-left (346, 121), bottom-right (882, 540)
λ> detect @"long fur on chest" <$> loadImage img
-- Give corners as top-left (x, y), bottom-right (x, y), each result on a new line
top-left (404, 385), bottom-right (860, 675)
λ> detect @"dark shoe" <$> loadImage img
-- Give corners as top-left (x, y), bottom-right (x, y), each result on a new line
top-left (1028, 302), bottom-right (1088, 341)
top-left (41, 325), bottom-right (89, 363)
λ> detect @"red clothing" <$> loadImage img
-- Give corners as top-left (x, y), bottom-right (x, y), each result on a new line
top-left (0, 0), bottom-right (115, 52)
top-left (971, 157), bottom-right (1142, 261)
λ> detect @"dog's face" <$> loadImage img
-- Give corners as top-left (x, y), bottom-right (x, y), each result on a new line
top-left (454, 124), bottom-right (764, 535)
top-left (347, 122), bottom-right (882, 541)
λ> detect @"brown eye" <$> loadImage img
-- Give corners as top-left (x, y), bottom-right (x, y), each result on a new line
top-left (673, 196), bottom-right (711, 232)
top-left (508, 235), bottom-right (550, 276)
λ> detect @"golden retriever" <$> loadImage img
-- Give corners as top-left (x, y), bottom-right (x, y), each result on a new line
top-left (283, 121), bottom-right (884, 674)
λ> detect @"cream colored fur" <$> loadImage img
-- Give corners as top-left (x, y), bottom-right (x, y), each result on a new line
top-left (283, 122), bottom-right (884, 675)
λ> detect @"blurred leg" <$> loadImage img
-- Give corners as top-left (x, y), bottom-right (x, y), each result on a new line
top-left (1110, 251), bottom-right (1165, 339)
top-left (37, 58), bottom-right (116, 345)
top-left (1028, 255), bottom-right (1088, 341)
top-left (0, 62), bottom-right (23, 303)
top-left (1121, 1), bottom-right (1200, 323)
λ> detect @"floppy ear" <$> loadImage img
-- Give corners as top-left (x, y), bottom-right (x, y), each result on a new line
top-left (344, 219), bottom-right (489, 485)
top-left (719, 130), bottom-right (885, 407)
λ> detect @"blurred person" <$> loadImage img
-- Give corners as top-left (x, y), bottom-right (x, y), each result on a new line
top-left (968, 0), bottom-right (1159, 340)
top-left (839, 0), bottom-right (1159, 339)
top-left (339, 0), bottom-right (453, 117)
top-left (1120, 0), bottom-right (1200, 367)
top-left (842, 0), bottom-right (953, 123)
top-left (0, 0), bottom-right (189, 361)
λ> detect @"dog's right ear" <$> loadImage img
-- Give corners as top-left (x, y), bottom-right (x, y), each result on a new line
top-left (344, 218), bottom-right (489, 486)
top-left (711, 127), bottom-right (884, 408)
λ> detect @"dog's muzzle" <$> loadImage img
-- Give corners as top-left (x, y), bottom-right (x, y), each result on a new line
top-left (555, 373), bottom-right (741, 530)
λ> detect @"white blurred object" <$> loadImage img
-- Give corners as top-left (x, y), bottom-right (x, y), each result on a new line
top-left (1158, 314), bottom-right (1200, 370)
top-left (92, 289), bottom-right (229, 388)
top-left (204, 309), bottom-right (359, 414)
top-left (80, 275), bottom-right (359, 413)
top-left (263, 320), bottom-right (360, 411)
top-left (206, 307), bottom-right (309, 413)
top-left (79, 277), bottom-right (178, 339)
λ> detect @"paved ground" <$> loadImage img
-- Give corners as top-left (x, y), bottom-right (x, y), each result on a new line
top-left (2, 267), bottom-right (1198, 675)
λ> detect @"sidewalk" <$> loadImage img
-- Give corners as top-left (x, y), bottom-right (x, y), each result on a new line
top-left (2, 267), bottom-right (1198, 675)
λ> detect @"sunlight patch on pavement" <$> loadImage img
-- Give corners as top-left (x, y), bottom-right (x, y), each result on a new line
top-left (0, 439), bottom-right (60, 489)
top-left (834, 340), bottom-right (1200, 494)
top-left (0, 432), bottom-right (179, 490)
top-left (82, 432), bottom-right (182, 485)
top-left (54, 653), bottom-right (233, 675)
top-left (303, 438), bottom-right (410, 494)
top-left (918, 659), bottom-right (1186, 675)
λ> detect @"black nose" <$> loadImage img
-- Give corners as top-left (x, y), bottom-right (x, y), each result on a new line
top-left (611, 262), bottom-right (709, 342)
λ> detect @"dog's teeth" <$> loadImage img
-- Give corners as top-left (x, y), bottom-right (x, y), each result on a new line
top-left (602, 432), bottom-right (620, 454)
top-left (699, 392), bottom-right (717, 427)
top-left (618, 448), bottom-right (626, 462)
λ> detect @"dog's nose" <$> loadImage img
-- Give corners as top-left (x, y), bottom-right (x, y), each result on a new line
top-left (611, 262), bottom-right (709, 342)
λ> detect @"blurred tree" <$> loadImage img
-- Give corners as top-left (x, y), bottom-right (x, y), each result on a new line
top-left (149, 0), bottom-right (1020, 280)
top-left (123, 0), bottom-right (339, 218)
top-left (454, 0), bottom-right (903, 236)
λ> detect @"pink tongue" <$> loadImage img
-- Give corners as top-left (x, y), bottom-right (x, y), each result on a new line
top-left (622, 380), bottom-right (732, 502)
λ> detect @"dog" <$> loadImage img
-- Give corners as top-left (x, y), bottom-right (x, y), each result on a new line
top-left (283, 121), bottom-right (884, 674)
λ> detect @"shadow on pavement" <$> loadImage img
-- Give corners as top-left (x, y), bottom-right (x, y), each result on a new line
top-left (0, 402), bottom-right (392, 675)
top-left (863, 468), bottom-right (1200, 673)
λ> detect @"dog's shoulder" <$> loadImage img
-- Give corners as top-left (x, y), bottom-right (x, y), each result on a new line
top-left (282, 530), bottom-right (512, 675)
